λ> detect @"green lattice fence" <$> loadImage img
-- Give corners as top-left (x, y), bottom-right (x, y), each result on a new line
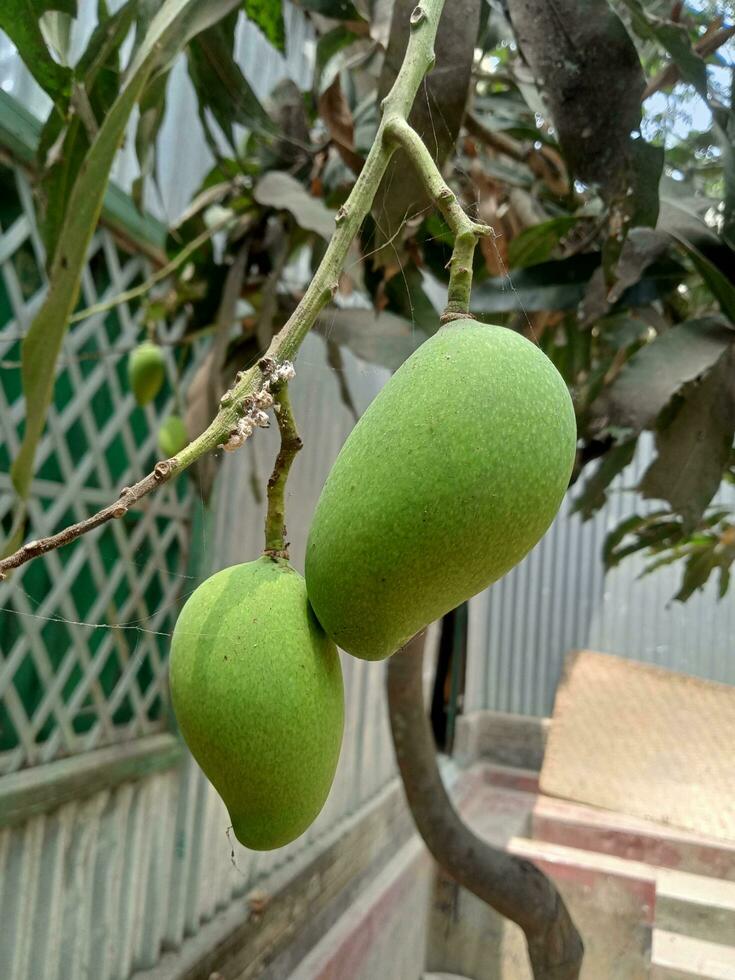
top-left (0, 113), bottom-right (203, 775)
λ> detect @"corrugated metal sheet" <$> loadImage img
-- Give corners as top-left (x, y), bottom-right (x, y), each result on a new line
top-left (466, 433), bottom-right (735, 718)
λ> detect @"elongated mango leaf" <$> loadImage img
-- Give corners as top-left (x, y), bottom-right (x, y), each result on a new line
top-left (669, 233), bottom-right (735, 323)
top-left (592, 317), bottom-right (735, 435)
top-left (0, 0), bottom-right (76, 96)
top-left (640, 350), bottom-right (735, 530)
top-left (38, 0), bottom-right (138, 266)
top-left (187, 11), bottom-right (274, 152)
top-left (7, 0), bottom-right (242, 545)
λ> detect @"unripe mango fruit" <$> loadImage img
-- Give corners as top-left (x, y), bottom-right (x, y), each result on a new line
top-left (158, 414), bottom-right (188, 458)
top-left (305, 320), bottom-right (576, 661)
top-left (169, 558), bottom-right (344, 850)
top-left (128, 341), bottom-right (166, 406)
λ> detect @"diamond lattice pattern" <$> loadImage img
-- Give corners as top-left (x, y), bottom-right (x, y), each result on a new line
top-left (0, 163), bottom-right (200, 775)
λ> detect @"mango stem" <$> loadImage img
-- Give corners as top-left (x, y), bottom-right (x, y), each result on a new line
top-left (383, 116), bottom-right (494, 320)
top-left (264, 384), bottom-right (302, 559)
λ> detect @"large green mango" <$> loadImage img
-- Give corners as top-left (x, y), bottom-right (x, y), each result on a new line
top-left (170, 558), bottom-right (344, 850)
top-left (305, 321), bottom-right (576, 661)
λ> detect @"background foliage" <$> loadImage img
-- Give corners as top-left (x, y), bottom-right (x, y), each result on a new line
top-left (2, 0), bottom-right (734, 598)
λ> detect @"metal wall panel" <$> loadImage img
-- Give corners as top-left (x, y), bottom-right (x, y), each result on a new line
top-left (466, 433), bottom-right (735, 718)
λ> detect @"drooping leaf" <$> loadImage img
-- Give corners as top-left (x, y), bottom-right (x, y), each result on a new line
top-left (372, 0), bottom-right (482, 249)
top-left (8, 0), bottom-right (243, 537)
top-left (0, 0), bottom-right (76, 97)
top-left (254, 170), bottom-right (336, 239)
top-left (186, 11), bottom-right (274, 150)
top-left (674, 546), bottom-right (718, 603)
top-left (573, 439), bottom-right (637, 520)
top-left (581, 227), bottom-right (671, 324)
top-left (324, 337), bottom-right (360, 422)
top-left (622, 0), bottom-right (708, 100)
top-left (506, 0), bottom-right (644, 199)
top-left (669, 233), bottom-right (735, 323)
top-left (243, 0), bottom-right (286, 52)
top-left (318, 76), bottom-right (363, 174)
top-left (316, 307), bottom-right (428, 370)
top-left (593, 317), bottom-right (735, 435)
top-left (640, 350), bottom-right (735, 530)
top-left (37, 0), bottom-right (138, 263)
top-left (133, 67), bottom-right (171, 212)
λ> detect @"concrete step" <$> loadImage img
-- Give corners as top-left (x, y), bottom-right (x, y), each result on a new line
top-left (532, 794), bottom-right (735, 881)
top-left (656, 868), bottom-right (735, 947)
top-left (651, 930), bottom-right (735, 979)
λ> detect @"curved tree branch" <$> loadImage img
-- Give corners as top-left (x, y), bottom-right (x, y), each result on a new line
top-left (1, 0), bottom-right (447, 577)
top-left (386, 631), bottom-right (584, 979)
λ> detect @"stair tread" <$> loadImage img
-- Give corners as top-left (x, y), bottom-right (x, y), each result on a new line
top-left (657, 868), bottom-right (735, 911)
top-left (535, 794), bottom-right (735, 849)
top-left (653, 930), bottom-right (735, 980)
top-left (508, 834), bottom-right (656, 882)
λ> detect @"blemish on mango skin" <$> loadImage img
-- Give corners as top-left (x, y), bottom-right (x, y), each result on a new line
top-left (305, 320), bottom-right (577, 662)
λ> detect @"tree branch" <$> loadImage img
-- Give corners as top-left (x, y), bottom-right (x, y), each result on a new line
top-left (384, 116), bottom-right (492, 317)
top-left (386, 632), bottom-right (585, 979)
top-left (264, 380), bottom-right (302, 559)
top-left (643, 24), bottom-right (735, 100)
top-left (0, 0), bottom-right (447, 578)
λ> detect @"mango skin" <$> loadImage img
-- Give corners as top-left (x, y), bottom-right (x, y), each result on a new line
top-left (128, 341), bottom-right (166, 406)
top-left (305, 321), bottom-right (577, 661)
top-left (169, 558), bottom-right (344, 850)
top-left (158, 414), bottom-right (188, 458)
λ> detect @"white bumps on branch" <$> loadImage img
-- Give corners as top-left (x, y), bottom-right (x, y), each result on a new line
top-left (220, 360), bottom-right (295, 453)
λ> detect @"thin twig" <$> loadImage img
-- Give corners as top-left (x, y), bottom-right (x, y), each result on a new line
top-left (1, 0), bottom-right (447, 575)
top-left (264, 384), bottom-right (302, 559)
top-left (384, 116), bottom-right (492, 318)
top-left (69, 212), bottom-right (241, 324)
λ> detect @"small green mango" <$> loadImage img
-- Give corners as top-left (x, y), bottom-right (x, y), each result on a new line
top-left (158, 414), bottom-right (188, 458)
top-left (305, 320), bottom-right (577, 661)
top-left (128, 341), bottom-right (166, 406)
top-left (170, 557), bottom-right (344, 850)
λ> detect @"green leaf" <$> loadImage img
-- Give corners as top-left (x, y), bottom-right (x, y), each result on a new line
top-left (8, 0), bottom-right (243, 532)
top-left (573, 439), bottom-right (636, 520)
top-left (243, 0), bottom-right (285, 52)
top-left (640, 350), bottom-right (735, 530)
top-left (254, 170), bottom-right (336, 239)
top-left (622, 1), bottom-right (708, 99)
top-left (186, 11), bottom-right (274, 150)
top-left (603, 513), bottom-right (648, 568)
top-left (669, 233), bottom-right (735, 323)
top-left (581, 227), bottom-right (670, 324)
top-left (0, 0), bottom-right (76, 97)
top-left (593, 317), bottom-right (735, 434)
top-left (133, 67), bottom-right (171, 212)
top-left (674, 547), bottom-right (716, 602)
top-left (38, 0), bottom-right (138, 264)
top-left (316, 308), bottom-right (428, 371)
top-left (507, 216), bottom-right (583, 269)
